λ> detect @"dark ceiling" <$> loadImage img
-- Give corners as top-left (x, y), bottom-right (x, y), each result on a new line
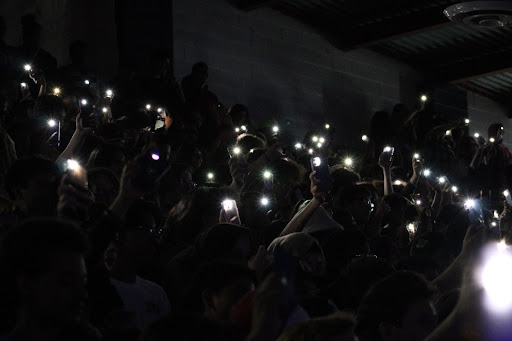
top-left (234, 0), bottom-right (512, 107)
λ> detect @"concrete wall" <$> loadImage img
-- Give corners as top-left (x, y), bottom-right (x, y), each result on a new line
top-left (173, 0), bottom-right (423, 145)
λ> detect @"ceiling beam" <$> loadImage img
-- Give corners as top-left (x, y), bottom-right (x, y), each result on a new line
top-left (232, 0), bottom-right (276, 11)
top-left (335, 6), bottom-right (452, 50)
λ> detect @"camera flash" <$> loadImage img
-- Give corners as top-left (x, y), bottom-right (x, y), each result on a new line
top-left (48, 119), bottom-right (56, 127)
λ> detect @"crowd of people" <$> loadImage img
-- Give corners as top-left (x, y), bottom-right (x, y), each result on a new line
top-left (1, 14), bottom-right (512, 341)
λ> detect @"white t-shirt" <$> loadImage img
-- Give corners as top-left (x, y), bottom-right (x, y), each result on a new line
top-left (110, 276), bottom-right (171, 330)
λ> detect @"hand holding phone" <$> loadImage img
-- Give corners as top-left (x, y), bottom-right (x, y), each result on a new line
top-left (221, 199), bottom-right (241, 225)
top-left (310, 157), bottom-right (332, 194)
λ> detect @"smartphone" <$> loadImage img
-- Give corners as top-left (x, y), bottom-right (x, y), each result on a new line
top-left (505, 190), bottom-right (512, 206)
top-left (465, 199), bottom-right (484, 224)
top-left (263, 172), bottom-right (273, 194)
top-left (310, 156), bottom-right (332, 193)
top-left (383, 146), bottom-right (395, 163)
top-left (47, 119), bottom-right (61, 147)
top-left (222, 199), bottom-right (241, 224)
top-left (79, 99), bottom-right (95, 128)
top-left (134, 145), bottom-right (174, 188)
top-left (65, 160), bottom-right (88, 188)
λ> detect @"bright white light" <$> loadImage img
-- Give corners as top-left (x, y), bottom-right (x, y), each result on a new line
top-left (222, 199), bottom-right (233, 211)
top-left (413, 153), bottom-right (420, 160)
top-left (344, 157), bottom-right (353, 167)
top-left (145, 104), bottom-right (151, 110)
top-left (464, 199), bottom-right (476, 210)
top-left (312, 136), bottom-right (319, 142)
top-left (423, 169), bottom-right (431, 177)
top-left (383, 146), bottom-right (392, 153)
top-left (101, 107), bottom-right (107, 113)
top-left (308, 149), bottom-right (314, 155)
top-left (233, 147), bottom-right (241, 155)
top-left (394, 180), bottom-right (403, 186)
top-left (235, 127), bottom-right (240, 133)
top-left (452, 186), bottom-right (458, 193)
top-left (272, 125), bottom-right (279, 133)
top-left (445, 130), bottom-right (452, 136)
top-left (492, 221), bottom-right (498, 227)
top-left (263, 171), bottom-right (272, 179)
top-left (80, 99), bottom-right (87, 105)
top-left (317, 143), bottom-right (323, 148)
top-left (465, 118), bottom-right (470, 124)
top-left (407, 223), bottom-right (416, 234)
top-left (480, 243), bottom-right (512, 313)
top-left (260, 197), bottom-right (269, 206)
top-left (438, 176), bottom-right (447, 184)
top-left (84, 79), bottom-right (90, 85)
top-left (474, 133), bottom-right (480, 138)
top-left (312, 157), bottom-right (321, 167)
top-left (151, 153), bottom-right (160, 161)
top-left (53, 87), bottom-right (61, 95)
top-left (66, 159), bottom-right (79, 171)
top-left (241, 125), bottom-right (247, 131)
top-left (416, 200), bottom-right (422, 206)
top-left (504, 190), bottom-right (511, 197)
top-left (494, 210), bottom-right (500, 219)
top-left (295, 143), bottom-right (302, 150)
top-left (157, 107), bottom-right (163, 113)
top-left (20, 82), bottom-right (27, 88)
top-left (490, 138), bottom-right (496, 143)
top-left (421, 95), bottom-right (427, 102)
top-left (362, 135), bottom-right (369, 142)
top-left (325, 124), bottom-right (330, 129)
top-left (319, 137), bottom-right (325, 143)
top-left (105, 89), bottom-right (113, 97)
top-left (48, 119), bottom-right (56, 127)
top-left (23, 64), bottom-right (32, 71)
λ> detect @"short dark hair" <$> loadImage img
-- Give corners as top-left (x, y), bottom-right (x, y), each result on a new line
top-left (330, 166), bottom-right (360, 196)
top-left (356, 271), bottom-right (436, 341)
top-left (5, 156), bottom-right (58, 199)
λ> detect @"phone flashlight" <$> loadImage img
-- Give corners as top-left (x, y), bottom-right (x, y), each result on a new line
top-left (145, 104), bottom-right (151, 110)
top-left (20, 82), bottom-right (28, 89)
top-left (53, 87), bottom-right (61, 95)
top-left (48, 119), bottom-right (57, 127)
top-left (494, 210), bottom-right (500, 219)
top-left (102, 107), bottom-right (108, 113)
top-left (23, 64), bottom-right (32, 72)
top-left (452, 186), bottom-right (458, 193)
top-left (420, 95), bottom-right (428, 102)
top-left (438, 176), bottom-right (447, 184)
top-left (235, 127), bottom-right (240, 133)
top-left (407, 223), bottom-right (417, 234)
top-left (445, 130), bottom-right (452, 136)
top-left (272, 125), bottom-right (279, 133)
top-left (490, 138), bottom-right (496, 143)
top-left (241, 125), bottom-right (247, 131)
top-left (222, 199), bottom-right (234, 211)
top-left (233, 147), bottom-right (241, 156)
top-left (492, 221), bottom-right (498, 227)
top-left (413, 153), bottom-right (420, 160)
top-left (66, 159), bottom-right (80, 171)
top-left (504, 190), bottom-right (512, 206)
top-left (319, 137), bottom-right (325, 143)
top-left (361, 135), bottom-right (369, 142)
top-left (416, 199), bottom-right (422, 206)
top-left (151, 153), bottom-right (160, 161)
top-left (313, 157), bottom-right (321, 167)
top-left (383, 146), bottom-right (393, 153)
top-left (263, 170), bottom-right (272, 179)
top-left (474, 133), bottom-right (480, 138)
top-left (423, 169), bottom-right (431, 177)
top-left (344, 157), bottom-right (353, 167)
top-left (308, 149), bottom-right (314, 155)
top-left (317, 143), bottom-right (323, 148)
top-left (312, 136), bottom-right (319, 142)
top-left (325, 124), bottom-right (330, 129)
top-left (295, 143), bottom-right (302, 150)
top-left (157, 108), bottom-right (163, 113)
top-left (464, 199), bottom-right (476, 210)
top-left (394, 180), bottom-right (403, 186)
top-left (105, 89), bottom-right (113, 98)
top-left (465, 118), bottom-right (470, 124)
top-left (207, 172), bottom-right (214, 180)
top-left (260, 197), bottom-right (270, 206)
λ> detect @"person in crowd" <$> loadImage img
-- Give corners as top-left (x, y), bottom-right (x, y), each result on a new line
top-left (1, 12), bottom-right (511, 339)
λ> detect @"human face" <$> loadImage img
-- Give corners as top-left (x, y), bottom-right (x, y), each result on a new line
top-left (28, 252), bottom-right (87, 327)
top-left (211, 278), bottom-right (255, 320)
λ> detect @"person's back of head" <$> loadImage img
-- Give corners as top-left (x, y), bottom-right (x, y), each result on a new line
top-left (0, 218), bottom-right (87, 332)
top-left (276, 316), bottom-right (356, 341)
top-left (356, 271), bottom-right (437, 341)
top-left (330, 165), bottom-right (361, 198)
top-left (141, 313), bottom-right (243, 341)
